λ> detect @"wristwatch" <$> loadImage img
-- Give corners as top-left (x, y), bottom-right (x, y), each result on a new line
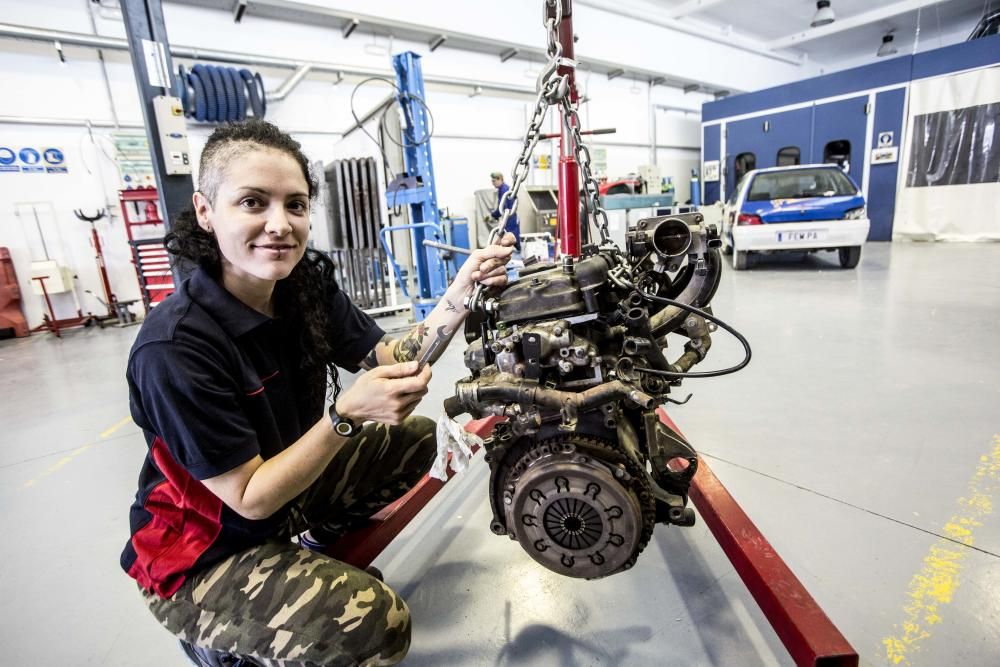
top-left (328, 402), bottom-right (361, 437)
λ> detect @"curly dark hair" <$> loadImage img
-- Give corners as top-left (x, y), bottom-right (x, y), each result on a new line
top-left (164, 119), bottom-right (339, 412)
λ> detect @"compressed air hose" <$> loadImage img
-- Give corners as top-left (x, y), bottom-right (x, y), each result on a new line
top-left (179, 64), bottom-right (268, 122)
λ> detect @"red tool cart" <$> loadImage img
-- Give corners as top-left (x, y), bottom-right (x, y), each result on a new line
top-left (0, 248), bottom-right (29, 339)
top-left (118, 188), bottom-right (174, 313)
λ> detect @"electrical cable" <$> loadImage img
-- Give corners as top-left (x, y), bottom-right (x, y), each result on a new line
top-left (635, 290), bottom-right (752, 379)
top-left (347, 76), bottom-right (435, 219)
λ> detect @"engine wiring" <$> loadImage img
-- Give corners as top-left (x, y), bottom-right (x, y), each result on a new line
top-left (635, 290), bottom-right (753, 379)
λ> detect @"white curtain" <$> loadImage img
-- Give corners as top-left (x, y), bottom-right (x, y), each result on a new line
top-left (894, 65), bottom-right (1000, 242)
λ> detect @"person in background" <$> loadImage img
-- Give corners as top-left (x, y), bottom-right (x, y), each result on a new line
top-left (490, 171), bottom-right (521, 250)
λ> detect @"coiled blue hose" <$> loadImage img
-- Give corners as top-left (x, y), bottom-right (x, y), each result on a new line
top-left (180, 64), bottom-right (268, 122)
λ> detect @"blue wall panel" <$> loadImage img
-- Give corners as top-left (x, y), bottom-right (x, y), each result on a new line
top-left (811, 95), bottom-right (869, 186)
top-left (703, 124), bottom-right (721, 204)
top-left (724, 106), bottom-right (813, 200)
top-left (867, 88), bottom-right (906, 241)
top-left (911, 34), bottom-right (1000, 80)
top-left (703, 57), bottom-right (911, 122)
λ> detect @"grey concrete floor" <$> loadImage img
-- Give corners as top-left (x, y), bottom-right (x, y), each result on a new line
top-left (1, 241), bottom-right (998, 666)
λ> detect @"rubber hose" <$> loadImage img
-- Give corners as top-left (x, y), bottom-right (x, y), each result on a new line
top-left (191, 64), bottom-right (217, 122)
top-left (176, 63), bottom-right (189, 115)
top-left (188, 69), bottom-right (208, 122)
top-left (215, 65), bottom-right (239, 122)
top-left (226, 67), bottom-right (246, 120)
top-left (255, 72), bottom-right (267, 117)
top-left (240, 69), bottom-right (265, 118)
top-left (206, 65), bottom-right (228, 122)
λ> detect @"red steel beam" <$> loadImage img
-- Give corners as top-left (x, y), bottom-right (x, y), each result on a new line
top-left (325, 416), bottom-right (498, 567)
top-left (329, 410), bottom-right (857, 667)
top-left (658, 408), bottom-right (859, 667)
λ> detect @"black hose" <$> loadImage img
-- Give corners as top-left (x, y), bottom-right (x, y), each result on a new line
top-left (636, 291), bottom-right (752, 379)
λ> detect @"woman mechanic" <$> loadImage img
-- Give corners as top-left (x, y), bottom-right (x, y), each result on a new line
top-left (120, 119), bottom-right (515, 666)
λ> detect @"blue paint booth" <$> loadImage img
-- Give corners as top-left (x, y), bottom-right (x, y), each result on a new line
top-left (700, 35), bottom-right (1000, 241)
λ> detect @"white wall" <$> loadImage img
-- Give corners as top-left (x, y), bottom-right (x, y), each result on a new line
top-left (0, 0), bottom-right (747, 327)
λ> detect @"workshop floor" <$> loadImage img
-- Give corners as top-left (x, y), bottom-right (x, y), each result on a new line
top-left (1, 241), bottom-right (998, 666)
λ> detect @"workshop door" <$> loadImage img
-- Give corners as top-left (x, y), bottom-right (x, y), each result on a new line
top-left (703, 124), bottom-right (722, 204)
top-left (811, 95), bottom-right (869, 188)
top-left (724, 106), bottom-right (813, 201)
top-left (866, 88), bottom-right (906, 240)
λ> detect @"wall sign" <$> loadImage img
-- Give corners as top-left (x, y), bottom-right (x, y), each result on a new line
top-left (871, 146), bottom-right (899, 164)
top-left (877, 131), bottom-right (895, 147)
top-left (0, 146), bottom-right (69, 173)
top-left (703, 160), bottom-right (720, 182)
top-left (0, 147), bottom-right (17, 172)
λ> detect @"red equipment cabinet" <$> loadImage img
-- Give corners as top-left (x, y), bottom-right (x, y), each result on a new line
top-left (118, 188), bottom-right (174, 313)
top-left (0, 248), bottom-right (29, 338)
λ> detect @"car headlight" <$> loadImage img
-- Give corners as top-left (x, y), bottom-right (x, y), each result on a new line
top-left (844, 207), bottom-right (866, 220)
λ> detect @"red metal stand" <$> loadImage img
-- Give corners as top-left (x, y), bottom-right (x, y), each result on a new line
top-left (659, 409), bottom-right (859, 667)
top-left (0, 248), bottom-right (29, 338)
top-left (328, 411), bottom-right (857, 667)
top-left (30, 275), bottom-right (94, 338)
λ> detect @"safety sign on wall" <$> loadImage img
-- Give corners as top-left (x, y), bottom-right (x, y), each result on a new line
top-left (0, 146), bottom-right (68, 173)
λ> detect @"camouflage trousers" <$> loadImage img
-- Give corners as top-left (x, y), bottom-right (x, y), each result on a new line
top-left (141, 416), bottom-right (437, 667)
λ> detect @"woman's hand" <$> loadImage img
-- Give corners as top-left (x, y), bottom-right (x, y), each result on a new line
top-left (336, 361), bottom-right (432, 425)
top-left (452, 232), bottom-right (516, 294)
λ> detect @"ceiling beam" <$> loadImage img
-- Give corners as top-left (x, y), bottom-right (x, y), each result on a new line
top-left (770, 0), bottom-right (946, 50)
top-left (667, 0), bottom-right (729, 19)
top-left (574, 0), bottom-right (804, 65)
top-left (165, 0), bottom-right (748, 93)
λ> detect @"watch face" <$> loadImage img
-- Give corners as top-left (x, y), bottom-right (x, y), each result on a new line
top-left (335, 420), bottom-right (355, 437)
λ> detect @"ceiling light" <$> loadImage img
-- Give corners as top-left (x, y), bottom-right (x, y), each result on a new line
top-left (429, 35), bottom-right (447, 52)
top-left (500, 47), bottom-right (519, 63)
top-left (877, 33), bottom-right (898, 57)
top-left (607, 68), bottom-right (624, 80)
top-left (342, 18), bottom-right (359, 39)
top-left (232, 0), bottom-right (248, 23)
top-left (811, 0), bottom-right (835, 28)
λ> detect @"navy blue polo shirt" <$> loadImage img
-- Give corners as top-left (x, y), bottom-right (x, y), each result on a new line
top-left (121, 262), bottom-right (384, 598)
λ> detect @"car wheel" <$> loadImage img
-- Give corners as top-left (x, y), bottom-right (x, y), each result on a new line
top-left (838, 245), bottom-right (861, 269)
top-left (733, 250), bottom-right (748, 270)
top-left (722, 235), bottom-right (733, 255)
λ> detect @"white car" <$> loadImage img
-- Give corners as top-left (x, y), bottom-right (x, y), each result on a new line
top-left (720, 164), bottom-right (871, 270)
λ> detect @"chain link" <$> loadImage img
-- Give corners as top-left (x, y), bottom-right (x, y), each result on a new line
top-left (466, 0), bottom-right (619, 311)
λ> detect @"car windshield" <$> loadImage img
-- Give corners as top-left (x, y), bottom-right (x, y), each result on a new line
top-left (746, 168), bottom-right (857, 201)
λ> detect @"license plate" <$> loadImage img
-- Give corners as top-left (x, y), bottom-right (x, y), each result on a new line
top-left (776, 229), bottom-right (825, 242)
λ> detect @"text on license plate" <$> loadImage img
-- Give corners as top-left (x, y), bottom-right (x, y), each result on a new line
top-left (776, 229), bottom-right (825, 242)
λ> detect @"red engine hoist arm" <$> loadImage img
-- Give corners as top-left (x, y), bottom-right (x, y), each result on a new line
top-left (552, 0), bottom-right (582, 258)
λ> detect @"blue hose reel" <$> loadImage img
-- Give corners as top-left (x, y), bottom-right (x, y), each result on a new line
top-left (176, 64), bottom-right (267, 122)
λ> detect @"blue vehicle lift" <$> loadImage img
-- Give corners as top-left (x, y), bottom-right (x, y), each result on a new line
top-left (381, 51), bottom-right (461, 320)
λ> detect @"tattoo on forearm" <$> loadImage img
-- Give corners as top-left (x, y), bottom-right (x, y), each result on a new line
top-left (445, 298), bottom-right (458, 313)
top-left (393, 324), bottom-right (429, 363)
top-left (361, 334), bottom-right (392, 369)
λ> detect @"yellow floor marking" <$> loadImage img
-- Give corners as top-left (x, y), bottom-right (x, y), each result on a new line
top-left (100, 416), bottom-right (134, 439)
top-left (22, 416), bottom-right (133, 488)
top-left (882, 434), bottom-right (1000, 665)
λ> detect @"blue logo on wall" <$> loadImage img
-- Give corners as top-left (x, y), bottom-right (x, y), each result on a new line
top-left (0, 147), bottom-right (15, 165)
top-left (43, 148), bottom-right (65, 165)
top-left (19, 148), bottom-right (41, 165)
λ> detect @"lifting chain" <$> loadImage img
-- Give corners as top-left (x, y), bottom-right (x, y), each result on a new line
top-left (465, 0), bottom-right (621, 313)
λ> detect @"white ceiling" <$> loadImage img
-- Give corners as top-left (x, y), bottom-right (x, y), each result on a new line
top-left (647, 0), bottom-right (994, 71)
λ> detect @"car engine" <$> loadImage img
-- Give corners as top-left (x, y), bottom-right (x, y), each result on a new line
top-left (445, 212), bottom-right (745, 579)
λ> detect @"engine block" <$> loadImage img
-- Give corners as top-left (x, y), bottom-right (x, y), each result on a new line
top-left (445, 212), bottom-right (729, 578)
